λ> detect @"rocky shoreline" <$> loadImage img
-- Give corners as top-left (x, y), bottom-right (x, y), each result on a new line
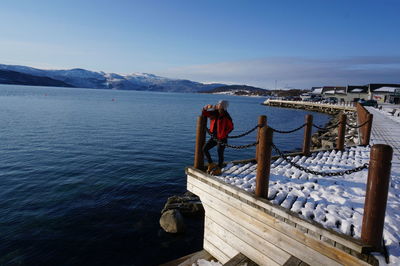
top-left (311, 110), bottom-right (359, 150)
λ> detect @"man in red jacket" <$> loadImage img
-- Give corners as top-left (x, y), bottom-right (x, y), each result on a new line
top-left (202, 100), bottom-right (234, 175)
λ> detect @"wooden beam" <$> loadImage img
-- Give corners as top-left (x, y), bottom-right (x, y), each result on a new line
top-left (204, 225), bottom-right (239, 259)
top-left (203, 239), bottom-right (230, 264)
top-left (191, 180), bottom-right (342, 266)
top-left (362, 144), bottom-right (393, 249)
top-left (186, 167), bottom-right (369, 253)
top-left (224, 253), bottom-right (258, 266)
top-left (205, 216), bottom-right (280, 266)
top-left (188, 175), bottom-right (371, 266)
top-left (283, 256), bottom-right (307, 266)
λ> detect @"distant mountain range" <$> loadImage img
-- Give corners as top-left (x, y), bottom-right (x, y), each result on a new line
top-left (0, 64), bottom-right (227, 93)
top-left (0, 69), bottom-right (74, 88)
top-left (201, 85), bottom-right (271, 96)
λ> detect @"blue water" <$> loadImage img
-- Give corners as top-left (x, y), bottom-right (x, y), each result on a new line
top-left (0, 85), bottom-right (330, 265)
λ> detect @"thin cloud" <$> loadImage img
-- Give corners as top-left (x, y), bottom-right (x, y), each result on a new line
top-left (158, 56), bottom-right (400, 89)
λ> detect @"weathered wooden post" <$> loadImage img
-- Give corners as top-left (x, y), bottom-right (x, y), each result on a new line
top-left (361, 108), bottom-right (367, 144)
top-left (256, 115), bottom-right (267, 160)
top-left (255, 126), bottom-right (273, 198)
top-left (302, 114), bottom-right (313, 156)
top-left (362, 113), bottom-right (373, 146)
top-left (361, 144), bottom-right (393, 249)
top-left (194, 115), bottom-right (207, 170)
top-left (336, 113), bottom-right (347, 151)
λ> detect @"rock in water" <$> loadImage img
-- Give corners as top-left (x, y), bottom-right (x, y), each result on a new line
top-left (161, 192), bottom-right (204, 216)
top-left (159, 209), bottom-right (186, 233)
top-left (321, 139), bottom-right (335, 149)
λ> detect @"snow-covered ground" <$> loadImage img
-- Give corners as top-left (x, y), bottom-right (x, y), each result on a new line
top-left (218, 147), bottom-right (371, 237)
top-left (211, 106), bottom-right (400, 265)
top-left (373, 104), bottom-right (400, 125)
top-left (192, 259), bottom-right (222, 266)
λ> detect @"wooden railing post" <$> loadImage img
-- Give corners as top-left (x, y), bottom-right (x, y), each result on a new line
top-left (336, 113), bottom-right (347, 151)
top-left (194, 115), bottom-right (207, 170)
top-left (256, 115), bottom-right (267, 159)
top-left (361, 144), bottom-right (393, 249)
top-left (362, 108), bottom-right (367, 144)
top-left (255, 126), bottom-right (273, 198)
top-left (363, 113), bottom-right (373, 146)
top-left (302, 114), bottom-right (313, 156)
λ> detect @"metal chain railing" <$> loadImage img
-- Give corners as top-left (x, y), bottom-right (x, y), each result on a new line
top-left (270, 123), bottom-right (306, 134)
top-left (312, 122), bottom-right (340, 130)
top-left (204, 116), bottom-right (367, 150)
top-left (271, 143), bottom-right (369, 176)
top-left (346, 119), bottom-right (371, 129)
top-left (224, 141), bottom-right (259, 149)
top-left (228, 124), bottom-right (261, 138)
top-left (206, 127), bottom-right (259, 150)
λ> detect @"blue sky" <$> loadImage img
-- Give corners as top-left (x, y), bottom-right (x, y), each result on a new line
top-left (1, 0), bottom-right (399, 89)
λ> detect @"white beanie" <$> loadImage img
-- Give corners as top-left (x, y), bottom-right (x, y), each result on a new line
top-left (217, 100), bottom-right (229, 110)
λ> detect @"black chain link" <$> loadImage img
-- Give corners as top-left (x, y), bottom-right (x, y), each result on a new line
top-left (206, 127), bottom-right (259, 150)
top-left (224, 141), bottom-right (259, 149)
top-left (228, 124), bottom-right (261, 138)
top-left (346, 119), bottom-right (371, 129)
top-left (312, 122), bottom-right (340, 131)
top-left (270, 123), bottom-right (306, 134)
top-left (206, 125), bottom-right (260, 139)
top-left (271, 143), bottom-right (369, 176)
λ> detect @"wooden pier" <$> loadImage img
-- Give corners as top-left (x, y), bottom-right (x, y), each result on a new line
top-left (263, 100), bottom-right (356, 113)
top-left (179, 103), bottom-right (393, 266)
top-left (186, 166), bottom-right (376, 265)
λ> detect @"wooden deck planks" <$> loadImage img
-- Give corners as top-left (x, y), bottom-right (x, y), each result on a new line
top-left (223, 253), bottom-right (258, 266)
top-left (188, 173), bottom-right (372, 266)
top-left (187, 167), bottom-right (368, 254)
top-left (204, 225), bottom-right (240, 259)
top-left (205, 216), bottom-right (280, 266)
top-left (190, 179), bottom-right (341, 266)
top-left (203, 239), bottom-right (231, 264)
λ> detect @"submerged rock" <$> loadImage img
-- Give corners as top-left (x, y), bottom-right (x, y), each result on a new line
top-left (159, 209), bottom-right (186, 233)
top-left (159, 191), bottom-right (204, 234)
top-left (161, 192), bottom-right (204, 216)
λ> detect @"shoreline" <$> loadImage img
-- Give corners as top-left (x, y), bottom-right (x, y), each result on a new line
top-left (262, 99), bottom-right (360, 150)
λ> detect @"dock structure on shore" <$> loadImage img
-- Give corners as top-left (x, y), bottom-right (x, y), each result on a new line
top-left (181, 103), bottom-right (398, 266)
top-left (263, 99), bottom-right (356, 114)
top-left (187, 165), bottom-right (375, 265)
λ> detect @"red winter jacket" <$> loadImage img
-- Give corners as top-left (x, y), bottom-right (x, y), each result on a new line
top-left (202, 109), bottom-right (234, 140)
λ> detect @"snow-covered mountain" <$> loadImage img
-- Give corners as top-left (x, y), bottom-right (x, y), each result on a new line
top-left (0, 64), bottom-right (224, 92)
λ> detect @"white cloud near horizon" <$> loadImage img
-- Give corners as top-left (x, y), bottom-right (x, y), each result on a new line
top-left (158, 56), bottom-right (400, 89)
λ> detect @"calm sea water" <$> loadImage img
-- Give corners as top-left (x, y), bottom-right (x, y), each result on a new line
top-left (0, 85), bottom-right (330, 265)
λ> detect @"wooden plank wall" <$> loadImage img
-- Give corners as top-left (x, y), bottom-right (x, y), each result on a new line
top-left (186, 168), bottom-right (377, 266)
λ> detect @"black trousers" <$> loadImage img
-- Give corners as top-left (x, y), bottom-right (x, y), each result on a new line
top-left (203, 138), bottom-right (226, 167)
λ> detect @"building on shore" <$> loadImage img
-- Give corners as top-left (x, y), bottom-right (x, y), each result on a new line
top-left (368, 84), bottom-right (400, 104)
top-left (311, 83), bottom-right (400, 103)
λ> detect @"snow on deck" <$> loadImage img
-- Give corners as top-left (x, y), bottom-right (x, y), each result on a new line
top-left (367, 107), bottom-right (400, 265)
top-left (211, 106), bottom-right (400, 265)
top-left (217, 147), bottom-right (370, 237)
